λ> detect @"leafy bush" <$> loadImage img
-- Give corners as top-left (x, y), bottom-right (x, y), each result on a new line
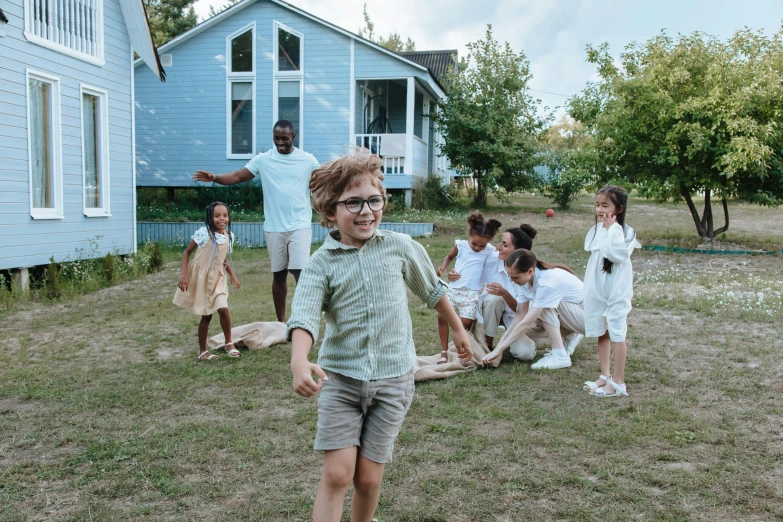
top-left (137, 184), bottom-right (266, 222)
top-left (44, 258), bottom-right (63, 299)
top-left (412, 174), bottom-right (461, 210)
top-left (103, 253), bottom-right (116, 283)
top-left (148, 242), bottom-right (164, 272)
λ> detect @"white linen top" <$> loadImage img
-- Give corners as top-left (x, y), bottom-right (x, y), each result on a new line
top-left (450, 239), bottom-right (496, 291)
top-left (517, 267), bottom-right (584, 309)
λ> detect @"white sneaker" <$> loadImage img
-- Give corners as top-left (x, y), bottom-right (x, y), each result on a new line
top-left (565, 333), bottom-right (585, 355)
top-left (530, 353), bottom-right (572, 370)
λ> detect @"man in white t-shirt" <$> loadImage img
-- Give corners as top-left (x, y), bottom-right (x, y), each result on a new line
top-left (193, 120), bottom-right (320, 322)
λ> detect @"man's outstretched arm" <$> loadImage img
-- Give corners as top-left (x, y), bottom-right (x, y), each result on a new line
top-left (193, 167), bottom-right (254, 186)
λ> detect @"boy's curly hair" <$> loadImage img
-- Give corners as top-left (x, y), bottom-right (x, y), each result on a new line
top-left (310, 147), bottom-right (386, 228)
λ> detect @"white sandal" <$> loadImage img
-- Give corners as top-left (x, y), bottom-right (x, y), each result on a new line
top-left (590, 378), bottom-right (628, 398)
top-left (584, 374), bottom-right (611, 392)
top-left (224, 342), bottom-right (240, 358)
top-left (198, 351), bottom-right (219, 361)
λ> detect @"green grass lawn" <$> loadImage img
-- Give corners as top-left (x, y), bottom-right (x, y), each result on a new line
top-left (1, 195), bottom-right (782, 521)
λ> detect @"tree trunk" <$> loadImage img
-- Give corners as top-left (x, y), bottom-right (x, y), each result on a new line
top-left (681, 186), bottom-right (729, 239)
top-left (472, 170), bottom-right (486, 207)
top-left (681, 186), bottom-right (708, 238)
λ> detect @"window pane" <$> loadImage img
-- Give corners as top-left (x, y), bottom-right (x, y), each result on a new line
top-left (278, 81), bottom-right (300, 148)
top-left (278, 28), bottom-right (300, 72)
top-left (231, 82), bottom-right (253, 154)
top-left (231, 30), bottom-right (253, 72)
top-left (83, 93), bottom-right (100, 208)
top-left (30, 79), bottom-right (53, 209)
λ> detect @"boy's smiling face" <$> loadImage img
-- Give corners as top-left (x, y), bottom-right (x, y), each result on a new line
top-left (328, 176), bottom-right (384, 249)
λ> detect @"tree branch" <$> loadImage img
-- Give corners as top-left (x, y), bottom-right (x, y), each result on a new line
top-left (713, 197), bottom-right (730, 236)
top-left (681, 185), bottom-right (707, 237)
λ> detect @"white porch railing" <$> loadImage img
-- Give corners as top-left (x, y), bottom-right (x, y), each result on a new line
top-left (25, 0), bottom-right (103, 60)
top-left (355, 133), bottom-right (406, 175)
top-left (412, 136), bottom-right (428, 177)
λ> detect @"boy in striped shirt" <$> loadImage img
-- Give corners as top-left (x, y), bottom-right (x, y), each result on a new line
top-left (287, 149), bottom-right (472, 522)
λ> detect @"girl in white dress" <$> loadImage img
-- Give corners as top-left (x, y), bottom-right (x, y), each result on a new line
top-left (583, 186), bottom-right (641, 397)
top-left (434, 212), bottom-right (501, 363)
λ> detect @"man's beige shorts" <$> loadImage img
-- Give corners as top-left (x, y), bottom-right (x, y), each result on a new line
top-left (264, 228), bottom-right (312, 272)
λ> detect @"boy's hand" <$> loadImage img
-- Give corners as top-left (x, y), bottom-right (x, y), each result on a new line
top-left (291, 359), bottom-right (328, 398)
top-left (436, 265), bottom-right (446, 277)
top-left (231, 276), bottom-right (241, 289)
top-left (447, 269), bottom-right (461, 282)
top-left (178, 275), bottom-right (189, 292)
top-left (452, 329), bottom-right (473, 362)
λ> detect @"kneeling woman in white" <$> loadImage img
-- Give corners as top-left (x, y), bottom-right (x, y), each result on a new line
top-left (482, 249), bottom-right (585, 370)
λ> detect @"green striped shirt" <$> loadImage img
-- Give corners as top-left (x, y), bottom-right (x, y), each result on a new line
top-left (286, 229), bottom-right (448, 381)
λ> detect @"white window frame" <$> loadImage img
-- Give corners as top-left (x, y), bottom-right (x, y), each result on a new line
top-left (80, 84), bottom-right (111, 217)
top-left (26, 69), bottom-right (63, 220)
top-left (273, 21), bottom-right (304, 148)
top-left (273, 79), bottom-right (304, 149)
top-left (273, 21), bottom-right (304, 76)
top-left (23, 0), bottom-right (105, 66)
top-left (225, 22), bottom-right (256, 160)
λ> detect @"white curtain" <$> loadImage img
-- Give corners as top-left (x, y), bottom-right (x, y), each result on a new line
top-left (30, 79), bottom-right (52, 209)
top-left (83, 93), bottom-right (100, 208)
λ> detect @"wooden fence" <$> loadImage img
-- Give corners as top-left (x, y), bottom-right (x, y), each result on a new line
top-left (137, 222), bottom-right (434, 247)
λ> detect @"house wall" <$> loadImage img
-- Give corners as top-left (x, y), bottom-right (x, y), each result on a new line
top-left (134, 0), bottom-right (437, 186)
top-left (0, 0), bottom-right (136, 271)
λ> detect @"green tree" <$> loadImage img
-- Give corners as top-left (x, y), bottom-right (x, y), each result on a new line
top-left (540, 116), bottom-right (600, 209)
top-left (435, 25), bottom-right (548, 206)
top-left (358, 3), bottom-right (415, 52)
top-left (145, 0), bottom-right (198, 46)
top-left (207, 0), bottom-right (241, 19)
top-left (570, 28), bottom-right (783, 238)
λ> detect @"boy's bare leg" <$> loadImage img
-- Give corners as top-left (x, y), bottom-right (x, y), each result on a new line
top-left (351, 454), bottom-right (385, 522)
top-left (313, 447), bottom-right (357, 522)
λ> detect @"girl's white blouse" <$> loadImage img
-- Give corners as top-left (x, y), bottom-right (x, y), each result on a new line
top-left (583, 223), bottom-right (641, 337)
top-left (192, 226), bottom-right (234, 253)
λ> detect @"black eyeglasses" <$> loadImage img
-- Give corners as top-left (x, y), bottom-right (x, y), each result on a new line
top-left (335, 195), bottom-right (386, 214)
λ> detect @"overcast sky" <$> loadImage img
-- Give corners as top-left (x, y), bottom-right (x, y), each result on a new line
top-left (193, 0), bottom-right (783, 119)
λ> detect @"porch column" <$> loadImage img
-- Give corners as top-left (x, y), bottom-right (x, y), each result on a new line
top-left (405, 77), bottom-right (415, 176)
top-left (12, 267), bottom-right (30, 294)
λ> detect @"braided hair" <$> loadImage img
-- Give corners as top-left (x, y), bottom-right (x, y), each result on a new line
top-left (204, 201), bottom-right (233, 271)
top-left (467, 211), bottom-right (502, 240)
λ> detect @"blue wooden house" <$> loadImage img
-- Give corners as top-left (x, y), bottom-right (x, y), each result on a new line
top-left (133, 0), bottom-right (455, 205)
top-left (0, 0), bottom-right (164, 277)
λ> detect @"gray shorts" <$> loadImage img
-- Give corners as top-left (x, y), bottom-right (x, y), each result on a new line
top-left (315, 369), bottom-right (415, 463)
top-left (264, 228), bottom-right (312, 272)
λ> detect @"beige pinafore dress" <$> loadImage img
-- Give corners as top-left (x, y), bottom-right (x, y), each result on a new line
top-left (173, 227), bottom-right (233, 316)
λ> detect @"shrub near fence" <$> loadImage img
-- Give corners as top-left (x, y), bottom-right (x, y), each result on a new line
top-left (137, 222), bottom-right (435, 247)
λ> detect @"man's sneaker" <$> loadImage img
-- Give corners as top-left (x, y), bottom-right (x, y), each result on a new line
top-left (530, 352), bottom-right (572, 370)
top-left (565, 333), bottom-right (585, 356)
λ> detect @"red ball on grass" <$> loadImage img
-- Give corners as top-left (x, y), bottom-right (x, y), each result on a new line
top-left (545, 208), bottom-right (555, 218)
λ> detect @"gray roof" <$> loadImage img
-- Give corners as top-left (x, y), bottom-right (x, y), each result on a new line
top-left (398, 50), bottom-right (458, 87)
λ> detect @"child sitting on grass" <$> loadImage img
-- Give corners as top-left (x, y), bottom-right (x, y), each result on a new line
top-left (287, 148), bottom-right (472, 522)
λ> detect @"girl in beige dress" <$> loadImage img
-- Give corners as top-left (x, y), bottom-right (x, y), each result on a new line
top-left (173, 202), bottom-right (241, 360)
